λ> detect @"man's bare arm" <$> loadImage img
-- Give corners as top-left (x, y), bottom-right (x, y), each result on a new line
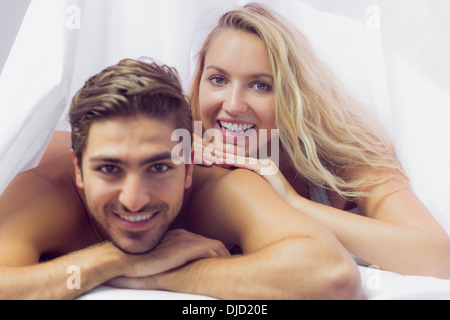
top-left (114, 168), bottom-right (364, 299)
top-left (0, 154), bottom-right (229, 299)
top-left (0, 242), bottom-right (125, 300)
top-left (0, 230), bottom-right (229, 300)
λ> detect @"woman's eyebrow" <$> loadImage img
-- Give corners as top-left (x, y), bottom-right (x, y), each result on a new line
top-left (205, 65), bottom-right (273, 81)
top-left (205, 65), bottom-right (229, 76)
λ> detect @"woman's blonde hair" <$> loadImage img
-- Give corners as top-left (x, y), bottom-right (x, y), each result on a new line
top-left (190, 3), bottom-right (407, 199)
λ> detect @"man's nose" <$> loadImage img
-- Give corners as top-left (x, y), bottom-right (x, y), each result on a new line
top-left (222, 85), bottom-right (249, 115)
top-left (118, 175), bottom-right (151, 213)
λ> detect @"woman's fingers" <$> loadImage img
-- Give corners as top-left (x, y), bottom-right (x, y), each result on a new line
top-left (193, 134), bottom-right (215, 166)
top-left (213, 150), bottom-right (278, 176)
top-left (194, 135), bottom-right (278, 175)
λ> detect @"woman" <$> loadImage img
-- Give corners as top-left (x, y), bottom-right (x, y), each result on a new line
top-left (189, 3), bottom-right (450, 277)
top-left (33, 3), bottom-right (450, 277)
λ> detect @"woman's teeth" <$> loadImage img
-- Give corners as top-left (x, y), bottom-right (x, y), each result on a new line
top-left (219, 121), bottom-right (255, 134)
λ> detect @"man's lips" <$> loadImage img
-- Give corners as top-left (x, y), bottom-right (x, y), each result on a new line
top-left (115, 212), bottom-right (157, 222)
top-left (113, 211), bottom-right (161, 230)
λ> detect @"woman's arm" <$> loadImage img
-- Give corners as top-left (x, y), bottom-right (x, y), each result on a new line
top-left (207, 151), bottom-right (450, 278)
top-left (287, 168), bottom-right (450, 278)
top-left (243, 159), bottom-right (450, 277)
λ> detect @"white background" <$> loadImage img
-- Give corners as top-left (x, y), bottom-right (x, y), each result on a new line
top-left (0, 0), bottom-right (31, 75)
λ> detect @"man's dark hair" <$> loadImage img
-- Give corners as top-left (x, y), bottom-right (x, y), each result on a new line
top-left (69, 58), bottom-right (192, 165)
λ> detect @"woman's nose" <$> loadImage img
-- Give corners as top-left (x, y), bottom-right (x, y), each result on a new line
top-left (222, 85), bottom-right (249, 115)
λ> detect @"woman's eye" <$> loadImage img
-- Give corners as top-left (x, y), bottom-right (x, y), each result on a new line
top-left (251, 82), bottom-right (272, 92)
top-left (209, 76), bottom-right (227, 86)
top-left (149, 163), bottom-right (170, 173)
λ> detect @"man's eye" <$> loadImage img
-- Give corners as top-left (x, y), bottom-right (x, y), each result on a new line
top-left (98, 165), bottom-right (120, 174)
top-left (149, 163), bottom-right (170, 173)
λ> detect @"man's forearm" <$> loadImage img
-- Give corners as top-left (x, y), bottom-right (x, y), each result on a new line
top-left (0, 242), bottom-right (125, 300)
top-left (145, 237), bottom-right (363, 300)
top-left (0, 229), bottom-right (231, 300)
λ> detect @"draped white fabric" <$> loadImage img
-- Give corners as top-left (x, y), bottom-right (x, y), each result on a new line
top-left (1, 0), bottom-right (449, 299)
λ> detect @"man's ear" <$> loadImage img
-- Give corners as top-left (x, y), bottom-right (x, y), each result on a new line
top-left (71, 149), bottom-right (84, 189)
top-left (184, 150), bottom-right (195, 189)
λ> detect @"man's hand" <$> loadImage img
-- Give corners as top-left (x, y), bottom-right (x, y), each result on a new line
top-left (107, 229), bottom-right (229, 288)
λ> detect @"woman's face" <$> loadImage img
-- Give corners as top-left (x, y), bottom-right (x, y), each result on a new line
top-left (198, 30), bottom-right (277, 158)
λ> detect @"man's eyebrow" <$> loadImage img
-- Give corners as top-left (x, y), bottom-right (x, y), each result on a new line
top-left (89, 152), bottom-right (174, 166)
top-left (139, 152), bottom-right (174, 166)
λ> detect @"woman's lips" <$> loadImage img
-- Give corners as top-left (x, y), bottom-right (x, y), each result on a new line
top-left (217, 119), bottom-right (256, 136)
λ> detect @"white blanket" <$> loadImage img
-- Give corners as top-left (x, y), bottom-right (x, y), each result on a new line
top-left (1, 0), bottom-right (449, 300)
top-left (78, 266), bottom-right (450, 300)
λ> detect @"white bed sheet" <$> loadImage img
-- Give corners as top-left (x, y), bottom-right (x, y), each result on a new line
top-left (77, 266), bottom-right (450, 300)
top-left (1, 0), bottom-right (449, 300)
top-left (78, 286), bottom-right (215, 300)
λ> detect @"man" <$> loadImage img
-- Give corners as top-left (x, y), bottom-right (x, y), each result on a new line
top-left (0, 59), bottom-right (362, 299)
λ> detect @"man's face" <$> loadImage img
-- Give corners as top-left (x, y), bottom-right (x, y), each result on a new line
top-left (73, 116), bottom-right (193, 254)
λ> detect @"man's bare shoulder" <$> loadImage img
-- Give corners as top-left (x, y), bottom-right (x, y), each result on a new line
top-left (185, 166), bottom-right (329, 252)
top-left (184, 167), bottom-right (276, 246)
top-left (191, 165), bottom-right (270, 195)
top-left (190, 165), bottom-right (231, 191)
top-left (0, 151), bottom-right (95, 265)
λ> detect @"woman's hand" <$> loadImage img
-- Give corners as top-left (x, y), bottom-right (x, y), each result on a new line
top-left (219, 152), bottom-right (297, 202)
top-left (194, 134), bottom-right (297, 203)
top-left (193, 134), bottom-right (217, 166)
